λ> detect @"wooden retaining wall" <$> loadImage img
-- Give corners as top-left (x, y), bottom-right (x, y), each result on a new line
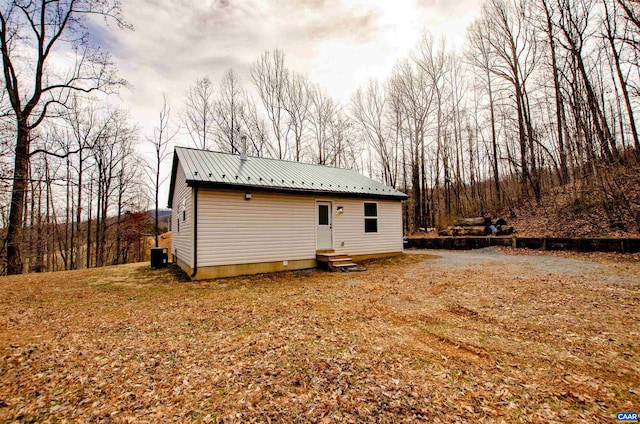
top-left (406, 237), bottom-right (640, 253)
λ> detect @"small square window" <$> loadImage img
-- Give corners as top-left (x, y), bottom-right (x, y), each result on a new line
top-left (364, 218), bottom-right (378, 233)
top-left (364, 202), bottom-right (377, 217)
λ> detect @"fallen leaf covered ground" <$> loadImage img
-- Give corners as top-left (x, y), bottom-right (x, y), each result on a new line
top-left (1, 250), bottom-right (639, 423)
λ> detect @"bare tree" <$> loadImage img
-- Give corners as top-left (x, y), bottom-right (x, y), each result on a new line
top-left (214, 69), bottom-right (245, 153)
top-left (113, 134), bottom-right (143, 264)
top-left (538, 0), bottom-right (571, 182)
top-left (616, 0), bottom-right (640, 36)
top-left (284, 72), bottom-right (312, 161)
top-left (251, 49), bottom-right (291, 159)
top-left (350, 81), bottom-right (397, 188)
top-left (0, 0), bottom-right (128, 274)
top-left (62, 95), bottom-right (115, 269)
top-left (92, 108), bottom-right (136, 267)
top-left (239, 94), bottom-right (270, 157)
top-left (182, 76), bottom-right (215, 150)
top-left (309, 86), bottom-right (338, 164)
top-left (602, 0), bottom-right (640, 152)
top-left (328, 108), bottom-right (360, 169)
top-left (468, 20), bottom-right (503, 200)
top-left (481, 0), bottom-right (541, 199)
top-left (389, 57), bottom-right (434, 229)
top-left (556, 0), bottom-right (617, 161)
top-left (413, 33), bottom-right (447, 221)
top-left (147, 95), bottom-right (176, 248)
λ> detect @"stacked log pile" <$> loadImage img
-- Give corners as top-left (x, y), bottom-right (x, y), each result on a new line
top-left (438, 217), bottom-right (514, 236)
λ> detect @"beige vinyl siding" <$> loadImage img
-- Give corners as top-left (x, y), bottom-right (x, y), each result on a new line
top-left (170, 162), bottom-right (193, 267)
top-left (195, 189), bottom-right (403, 267)
top-left (197, 189), bottom-right (316, 267)
top-left (332, 198), bottom-right (403, 256)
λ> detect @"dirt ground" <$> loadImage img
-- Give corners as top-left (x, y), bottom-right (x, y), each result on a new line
top-left (1, 249), bottom-right (639, 423)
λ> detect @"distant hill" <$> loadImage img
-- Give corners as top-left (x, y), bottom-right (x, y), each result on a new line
top-left (148, 209), bottom-right (171, 232)
top-left (148, 209), bottom-right (171, 219)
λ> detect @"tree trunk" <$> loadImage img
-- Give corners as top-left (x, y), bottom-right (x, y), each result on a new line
top-left (86, 177), bottom-right (93, 269)
top-left (35, 177), bottom-right (44, 272)
top-left (155, 151), bottom-right (160, 248)
top-left (542, 0), bottom-right (569, 184)
top-left (114, 173), bottom-right (123, 265)
top-left (576, 51), bottom-right (615, 160)
top-left (45, 161), bottom-right (52, 272)
top-left (523, 88), bottom-right (541, 202)
top-left (488, 74), bottom-right (500, 203)
top-left (28, 165), bottom-right (35, 272)
top-left (515, 81), bottom-right (530, 198)
top-left (420, 131), bottom-right (426, 230)
top-left (75, 151), bottom-right (83, 269)
top-left (64, 156), bottom-right (71, 270)
top-left (5, 125), bottom-right (31, 275)
top-left (411, 160), bottom-right (421, 232)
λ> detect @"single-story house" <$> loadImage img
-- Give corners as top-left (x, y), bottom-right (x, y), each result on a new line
top-left (167, 146), bottom-right (408, 279)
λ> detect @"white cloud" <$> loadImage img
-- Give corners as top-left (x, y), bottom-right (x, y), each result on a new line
top-left (84, 0), bottom-right (481, 203)
top-left (102, 0), bottom-right (479, 132)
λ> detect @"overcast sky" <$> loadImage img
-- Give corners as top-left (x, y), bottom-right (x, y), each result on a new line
top-left (102, 0), bottom-right (480, 134)
top-left (90, 0), bottom-right (481, 204)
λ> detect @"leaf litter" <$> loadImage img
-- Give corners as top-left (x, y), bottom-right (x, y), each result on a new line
top-left (0, 252), bottom-right (639, 422)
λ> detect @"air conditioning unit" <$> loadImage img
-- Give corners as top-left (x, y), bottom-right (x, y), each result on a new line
top-left (150, 247), bottom-right (168, 269)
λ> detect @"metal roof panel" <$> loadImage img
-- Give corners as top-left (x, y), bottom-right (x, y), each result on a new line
top-left (173, 147), bottom-right (407, 199)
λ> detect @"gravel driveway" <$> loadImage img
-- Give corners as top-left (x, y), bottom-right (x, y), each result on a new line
top-left (405, 247), bottom-right (640, 284)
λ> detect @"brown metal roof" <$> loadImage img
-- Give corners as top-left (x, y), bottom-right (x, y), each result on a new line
top-left (167, 147), bottom-right (408, 206)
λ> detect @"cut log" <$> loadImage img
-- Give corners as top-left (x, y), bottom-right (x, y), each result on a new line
top-left (438, 226), bottom-right (455, 236)
top-left (457, 226), bottom-right (490, 236)
top-left (453, 217), bottom-right (488, 226)
top-left (496, 225), bottom-right (514, 235)
top-left (438, 227), bottom-right (461, 237)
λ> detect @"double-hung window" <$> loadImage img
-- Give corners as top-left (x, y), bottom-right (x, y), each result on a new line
top-left (364, 202), bottom-right (378, 233)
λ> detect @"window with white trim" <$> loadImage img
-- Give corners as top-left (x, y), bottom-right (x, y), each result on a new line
top-left (364, 202), bottom-right (378, 233)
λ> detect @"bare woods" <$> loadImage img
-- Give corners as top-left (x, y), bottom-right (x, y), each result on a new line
top-left (1, 0), bottom-right (640, 275)
top-left (354, 0), bottom-right (640, 233)
top-left (177, 0), bottom-right (640, 234)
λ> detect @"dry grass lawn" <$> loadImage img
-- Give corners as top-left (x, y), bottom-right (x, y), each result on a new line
top-left (1, 249), bottom-right (639, 423)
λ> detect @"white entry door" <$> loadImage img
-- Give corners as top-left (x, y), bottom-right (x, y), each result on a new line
top-left (316, 201), bottom-right (333, 250)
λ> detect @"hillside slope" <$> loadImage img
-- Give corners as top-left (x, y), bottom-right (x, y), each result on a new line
top-left (505, 165), bottom-right (640, 238)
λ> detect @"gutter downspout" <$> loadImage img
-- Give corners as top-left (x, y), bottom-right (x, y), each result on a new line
top-left (190, 186), bottom-right (198, 278)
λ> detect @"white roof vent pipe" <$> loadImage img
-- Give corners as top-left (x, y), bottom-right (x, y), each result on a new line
top-left (240, 135), bottom-right (247, 161)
